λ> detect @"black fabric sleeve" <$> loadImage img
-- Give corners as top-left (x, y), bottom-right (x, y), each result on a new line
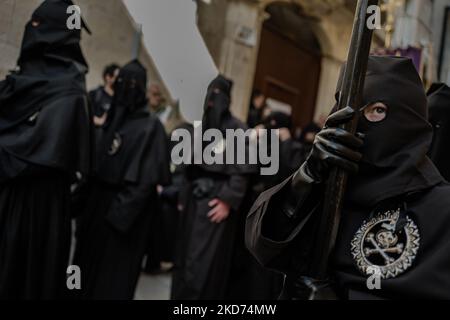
top-left (245, 174), bottom-right (322, 274)
top-left (105, 117), bottom-right (171, 234)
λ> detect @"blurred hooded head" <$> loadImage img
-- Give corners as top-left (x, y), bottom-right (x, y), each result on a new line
top-left (113, 60), bottom-right (148, 113)
top-left (97, 60), bottom-right (147, 168)
top-left (203, 75), bottom-right (233, 131)
top-left (342, 56), bottom-right (442, 206)
top-left (264, 111), bottom-right (292, 130)
top-left (18, 0), bottom-right (90, 68)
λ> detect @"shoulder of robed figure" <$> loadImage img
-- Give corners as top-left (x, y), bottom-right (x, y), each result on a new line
top-left (133, 111), bottom-right (167, 137)
top-left (412, 182), bottom-right (450, 214)
top-left (42, 90), bottom-right (88, 109)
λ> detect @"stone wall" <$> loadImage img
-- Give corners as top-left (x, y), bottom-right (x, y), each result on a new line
top-left (196, 0), bottom-right (362, 123)
top-left (0, 0), bottom-right (171, 99)
top-left (197, 0), bottom-right (263, 121)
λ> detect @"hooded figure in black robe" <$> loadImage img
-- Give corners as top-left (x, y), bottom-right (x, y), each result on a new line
top-left (427, 83), bottom-right (450, 181)
top-left (171, 75), bottom-right (257, 300)
top-left (73, 60), bottom-right (171, 300)
top-left (246, 56), bottom-right (450, 300)
top-left (0, 0), bottom-right (91, 300)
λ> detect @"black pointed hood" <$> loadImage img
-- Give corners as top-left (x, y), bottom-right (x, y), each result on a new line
top-left (96, 60), bottom-right (149, 173)
top-left (0, 0), bottom-right (92, 181)
top-left (0, 0), bottom-right (89, 135)
top-left (112, 59), bottom-right (148, 114)
top-left (18, 0), bottom-right (90, 69)
top-left (344, 56), bottom-right (443, 207)
top-left (202, 75), bottom-right (233, 132)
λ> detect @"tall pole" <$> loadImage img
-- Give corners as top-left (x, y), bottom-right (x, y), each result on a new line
top-left (311, 0), bottom-right (380, 280)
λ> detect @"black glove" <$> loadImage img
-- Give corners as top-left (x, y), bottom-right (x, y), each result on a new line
top-left (298, 106), bottom-right (363, 184)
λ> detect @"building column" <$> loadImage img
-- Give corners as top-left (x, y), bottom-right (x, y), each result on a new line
top-left (198, 0), bottom-right (266, 121)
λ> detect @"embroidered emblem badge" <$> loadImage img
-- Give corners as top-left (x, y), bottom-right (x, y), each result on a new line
top-left (351, 209), bottom-right (420, 279)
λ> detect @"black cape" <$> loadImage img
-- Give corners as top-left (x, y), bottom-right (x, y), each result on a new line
top-left (172, 75), bottom-right (257, 300)
top-left (246, 56), bottom-right (449, 299)
top-left (0, 0), bottom-right (91, 299)
top-left (74, 60), bottom-right (171, 300)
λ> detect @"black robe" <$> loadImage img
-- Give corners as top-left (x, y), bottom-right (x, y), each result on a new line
top-left (74, 108), bottom-right (170, 300)
top-left (246, 175), bottom-right (450, 299)
top-left (0, 0), bottom-right (91, 300)
top-left (171, 75), bottom-right (257, 300)
top-left (246, 56), bottom-right (450, 300)
top-left (171, 118), bottom-right (252, 300)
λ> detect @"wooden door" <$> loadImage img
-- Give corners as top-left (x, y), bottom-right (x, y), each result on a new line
top-left (253, 25), bottom-right (322, 128)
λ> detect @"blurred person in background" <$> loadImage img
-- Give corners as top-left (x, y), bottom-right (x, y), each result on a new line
top-left (247, 89), bottom-right (267, 128)
top-left (148, 83), bottom-right (165, 115)
top-left (89, 63), bottom-right (120, 127)
top-left (74, 60), bottom-right (171, 300)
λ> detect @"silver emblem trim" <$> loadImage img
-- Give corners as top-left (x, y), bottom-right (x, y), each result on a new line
top-left (351, 209), bottom-right (420, 280)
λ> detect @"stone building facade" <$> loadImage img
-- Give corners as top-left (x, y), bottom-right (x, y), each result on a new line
top-left (1, 0), bottom-right (448, 126)
top-left (0, 0), bottom-right (172, 99)
top-left (196, 0), bottom-right (450, 127)
top-left (196, 0), bottom-right (366, 125)
top-left (432, 0), bottom-right (450, 83)
top-left (390, 0), bottom-right (450, 85)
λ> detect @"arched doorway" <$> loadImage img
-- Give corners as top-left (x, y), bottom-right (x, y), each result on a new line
top-left (253, 2), bottom-right (322, 129)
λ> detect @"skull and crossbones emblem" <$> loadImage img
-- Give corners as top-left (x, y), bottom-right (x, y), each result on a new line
top-left (351, 209), bottom-right (420, 279)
